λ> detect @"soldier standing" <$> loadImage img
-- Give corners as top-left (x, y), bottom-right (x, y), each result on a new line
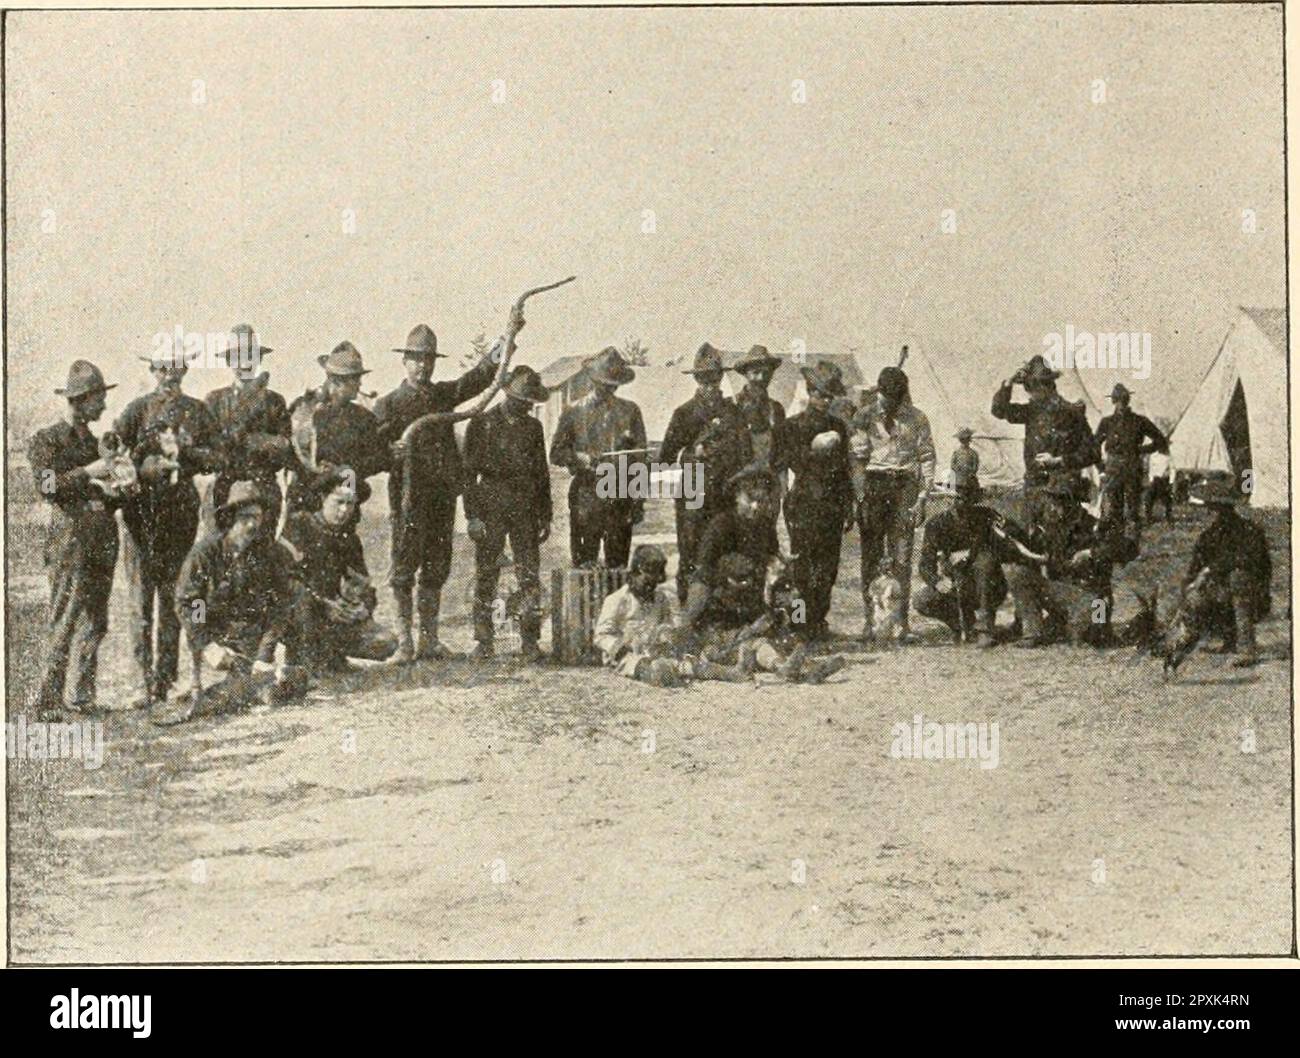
top-left (286, 342), bottom-right (387, 517)
top-left (731, 345), bottom-right (787, 552)
top-left (849, 365), bottom-right (936, 643)
top-left (374, 323), bottom-right (502, 662)
top-left (775, 361), bottom-right (853, 641)
top-left (1093, 382), bottom-right (1167, 538)
top-left (1162, 477), bottom-right (1272, 673)
top-left (204, 324), bottom-right (292, 531)
top-left (991, 353), bottom-right (1098, 521)
top-left (549, 347), bottom-right (646, 569)
top-left (464, 366), bottom-right (553, 661)
top-left (950, 427), bottom-right (980, 486)
top-left (913, 470), bottom-right (1008, 648)
top-left (660, 344), bottom-right (753, 603)
top-left (117, 345), bottom-right (223, 709)
top-left (28, 361), bottom-right (124, 719)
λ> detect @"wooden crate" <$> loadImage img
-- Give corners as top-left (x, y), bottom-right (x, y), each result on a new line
top-left (550, 567), bottom-right (627, 665)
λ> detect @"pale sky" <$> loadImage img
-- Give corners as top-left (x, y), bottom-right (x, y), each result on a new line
top-left (4, 4), bottom-right (1285, 432)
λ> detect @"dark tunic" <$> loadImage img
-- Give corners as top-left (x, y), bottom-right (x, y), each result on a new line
top-left (917, 505), bottom-right (1004, 586)
top-left (280, 511), bottom-right (371, 604)
top-left (463, 404), bottom-right (552, 525)
top-left (204, 377), bottom-right (293, 501)
top-left (175, 533), bottom-right (292, 662)
top-left (776, 406), bottom-right (853, 518)
top-left (734, 384), bottom-right (786, 472)
top-left (1187, 510), bottom-right (1272, 614)
top-left (1094, 409), bottom-right (1167, 474)
top-left (690, 509), bottom-right (776, 588)
top-left (373, 353), bottom-right (499, 509)
top-left (660, 392), bottom-right (753, 510)
top-left (990, 384), bottom-right (1097, 487)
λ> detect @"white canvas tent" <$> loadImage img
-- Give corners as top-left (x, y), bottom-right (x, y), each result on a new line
top-left (1168, 307), bottom-right (1288, 507)
top-left (848, 341), bottom-right (1105, 489)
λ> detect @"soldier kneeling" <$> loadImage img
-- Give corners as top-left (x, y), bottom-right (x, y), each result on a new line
top-left (280, 467), bottom-right (398, 675)
top-left (1161, 477), bottom-right (1272, 674)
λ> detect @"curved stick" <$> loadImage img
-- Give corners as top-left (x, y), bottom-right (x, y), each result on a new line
top-left (398, 275), bottom-right (576, 445)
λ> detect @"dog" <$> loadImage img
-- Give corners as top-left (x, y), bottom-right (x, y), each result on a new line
top-left (869, 574), bottom-right (906, 644)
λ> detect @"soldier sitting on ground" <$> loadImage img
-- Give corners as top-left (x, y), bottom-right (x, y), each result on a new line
top-left (279, 467), bottom-right (398, 676)
top-left (1160, 477), bottom-right (1272, 675)
top-left (158, 481), bottom-right (299, 725)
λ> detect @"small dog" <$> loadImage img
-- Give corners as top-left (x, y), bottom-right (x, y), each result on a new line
top-left (869, 574), bottom-right (906, 644)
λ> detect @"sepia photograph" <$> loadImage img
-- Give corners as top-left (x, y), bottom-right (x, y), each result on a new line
top-left (2, 1), bottom-right (1292, 967)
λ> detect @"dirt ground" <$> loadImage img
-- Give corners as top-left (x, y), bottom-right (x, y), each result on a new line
top-left (5, 487), bottom-right (1293, 961)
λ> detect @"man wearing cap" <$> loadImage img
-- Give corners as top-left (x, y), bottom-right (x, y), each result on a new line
top-left (279, 467), bottom-right (398, 674)
top-left (848, 365), bottom-right (936, 642)
top-left (116, 344), bottom-right (223, 709)
top-left (1001, 477), bottom-right (1137, 648)
top-left (1093, 383), bottom-right (1167, 538)
top-left (660, 344), bottom-right (753, 603)
top-left (464, 366), bottom-right (553, 661)
top-left (28, 361), bottom-right (126, 718)
top-left (167, 481), bottom-right (296, 722)
top-left (992, 353), bottom-right (1098, 501)
top-left (549, 347), bottom-right (647, 570)
top-left (203, 324), bottom-right (293, 531)
top-left (374, 322), bottom-right (505, 662)
top-left (774, 360), bottom-right (853, 640)
top-left (1161, 477), bottom-right (1272, 673)
top-left (913, 472), bottom-right (1008, 648)
top-left (286, 342), bottom-right (387, 517)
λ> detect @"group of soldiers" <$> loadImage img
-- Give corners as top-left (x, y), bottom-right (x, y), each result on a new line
top-left (27, 319), bottom-right (1276, 722)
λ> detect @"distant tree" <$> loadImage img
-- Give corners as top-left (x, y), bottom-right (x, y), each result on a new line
top-left (621, 337), bottom-right (651, 366)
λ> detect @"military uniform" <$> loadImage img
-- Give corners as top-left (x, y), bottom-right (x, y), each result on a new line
top-left (205, 376), bottom-right (292, 529)
top-left (549, 384), bottom-right (647, 568)
top-left (1094, 403), bottom-right (1166, 536)
top-left (660, 357), bottom-right (753, 603)
top-left (117, 389), bottom-right (222, 700)
top-left (776, 403), bottom-right (852, 636)
top-left (28, 418), bottom-right (121, 714)
top-left (279, 510), bottom-right (397, 671)
top-left (464, 397), bottom-right (552, 653)
top-left (991, 378), bottom-right (1097, 521)
top-left (285, 394), bottom-right (386, 515)
top-left (175, 531), bottom-right (293, 670)
top-left (1002, 493), bottom-right (1137, 646)
top-left (914, 499), bottom-right (1008, 641)
top-left (374, 350), bottom-right (498, 597)
top-left (1164, 490), bottom-right (1272, 669)
top-left (734, 380), bottom-right (786, 553)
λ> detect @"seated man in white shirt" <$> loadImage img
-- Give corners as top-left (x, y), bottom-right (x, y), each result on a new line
top-left (594, 544), bottom-right (689, 686)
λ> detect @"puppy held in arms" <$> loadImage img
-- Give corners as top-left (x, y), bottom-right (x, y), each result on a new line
top-left (870, 574), bottom-right (906, 644)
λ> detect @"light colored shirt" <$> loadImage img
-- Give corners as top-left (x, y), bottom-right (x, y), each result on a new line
top-left (1148, 451), bottom-right (1170, 481)
top-left (849, 401), bottom-right (937, 488)
top-left (594, 583), bottom-right (676, 676)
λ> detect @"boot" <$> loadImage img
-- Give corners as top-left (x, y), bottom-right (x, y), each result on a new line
top-left (1232, 595), bottom-right (1259, 667)
top-left (417, 588), bottom-right (461, 660)
top-left (391, 587), bottom-right (415, 664)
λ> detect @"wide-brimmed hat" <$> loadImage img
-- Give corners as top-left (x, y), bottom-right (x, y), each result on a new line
top-left (138, 344), bottom-right (191, 369)
top-left (1020, 354), bottom-right (1061, 384)
top-left (223, 323), bottom-right (273, 366)
top-left (503, 365), bottom-right (549, 404)
top-left (317, 341), bottom-right (371, 377)
top-left (216, 480), bottom-right (268, 527)
top-left (800, 359), bottom-right (846, 397)
top-left (1190, 476), bottom-right (1250, 507)
top-left (55, 360), bottom-right (116, 400)
top-left (392, 324), bottom-right (444, 360)
top-left (955, 427), bottom-right (975, 441)
top-left (1109, 382), bottom-right (1131, 401)
top-left (732, 345), bottom-right (782, 375)
top-left (684, 343), bottom-right (725, 377)
top-left (586, 346), bottom-right (636, 386)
